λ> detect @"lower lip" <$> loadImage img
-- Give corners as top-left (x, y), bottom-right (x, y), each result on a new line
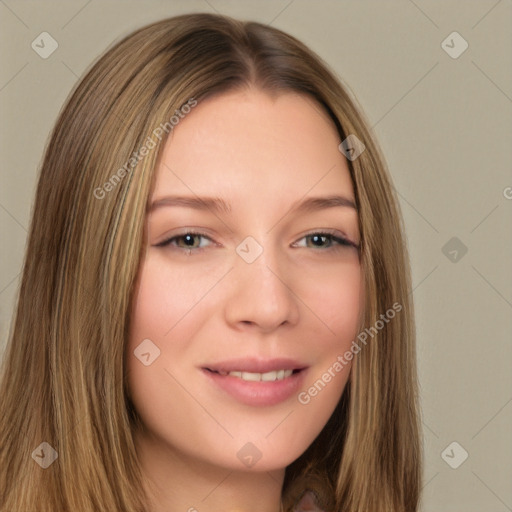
top-left (201, 368), bottom-right (307, 407)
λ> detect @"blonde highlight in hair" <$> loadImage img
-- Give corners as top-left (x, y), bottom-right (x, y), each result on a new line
top-left (0, 13), bottom-right (422, 511)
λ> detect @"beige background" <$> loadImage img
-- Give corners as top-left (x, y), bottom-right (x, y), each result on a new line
top-left (1, 1), bottom-right (511, 510)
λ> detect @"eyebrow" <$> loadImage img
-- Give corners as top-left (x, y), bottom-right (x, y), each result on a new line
top-left (149, 195), bottom-right (232, 214)
top-left (148, 194), bottom-right (357, 215)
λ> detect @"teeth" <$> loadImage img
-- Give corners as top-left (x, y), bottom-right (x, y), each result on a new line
top-left (222, 369), bottom-right (293, 381)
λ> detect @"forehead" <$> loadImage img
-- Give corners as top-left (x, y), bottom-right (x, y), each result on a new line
top-left (152, 89), bottom-right (355, 207)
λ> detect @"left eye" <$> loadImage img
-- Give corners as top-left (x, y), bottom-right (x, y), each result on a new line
top-left (293, 232), bottom-right (355, 250)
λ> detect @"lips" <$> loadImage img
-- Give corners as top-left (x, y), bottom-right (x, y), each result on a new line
top-left (201, 357), bottom-right (308, 406)
top-left (202, 357), bottom-right (307, 374)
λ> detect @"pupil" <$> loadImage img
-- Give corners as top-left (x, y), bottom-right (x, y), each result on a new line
top-left (312, 235), bottom-right (325, 246)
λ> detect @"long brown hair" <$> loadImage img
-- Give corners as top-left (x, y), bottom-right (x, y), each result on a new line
top-left (0, 13), bottom-right (422, 511)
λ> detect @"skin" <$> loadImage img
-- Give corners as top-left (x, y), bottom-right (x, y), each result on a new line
top-left (126, 88), bottom-right (363, 512)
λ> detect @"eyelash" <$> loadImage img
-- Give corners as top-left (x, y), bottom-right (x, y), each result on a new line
top-left (155, 229), bottom-right (359, 254)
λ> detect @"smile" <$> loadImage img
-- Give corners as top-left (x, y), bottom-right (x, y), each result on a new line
top-left (202, 363), bottom-right (307, 406)
top-left (213, 369), bottom-right (295, 381)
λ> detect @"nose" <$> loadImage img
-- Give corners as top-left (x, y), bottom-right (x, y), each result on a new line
top-left (223, 239), bottom-right (300, 333)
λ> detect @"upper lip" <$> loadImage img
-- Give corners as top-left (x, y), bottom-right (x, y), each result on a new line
top-left (202, 357), bottom-right (308, 374)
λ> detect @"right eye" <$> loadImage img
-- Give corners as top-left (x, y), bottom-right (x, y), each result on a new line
top-left (155, 231), bottom-right (215, 253)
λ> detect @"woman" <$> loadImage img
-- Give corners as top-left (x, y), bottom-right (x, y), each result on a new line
top-left (0, 13), bottom-right (422, 512)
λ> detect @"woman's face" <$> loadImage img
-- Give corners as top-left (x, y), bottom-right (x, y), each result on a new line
top-left (127, 89), bottom-right (362, 472)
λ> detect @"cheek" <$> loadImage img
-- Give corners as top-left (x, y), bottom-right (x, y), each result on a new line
top-left (326, 270), bottom-right (362, 338)
top-left (125, 253), bottom-right (230, 407)
top-left (301, 257), bottom-right (363, 349)
top-left (125, 258), bottom-right (191, 406)
top-left (125, 258), bottom-right (211, 447)
top-left (128, 254), bottom-right (223, 346)
top-left (291, 259), bottom-right (362, 413)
